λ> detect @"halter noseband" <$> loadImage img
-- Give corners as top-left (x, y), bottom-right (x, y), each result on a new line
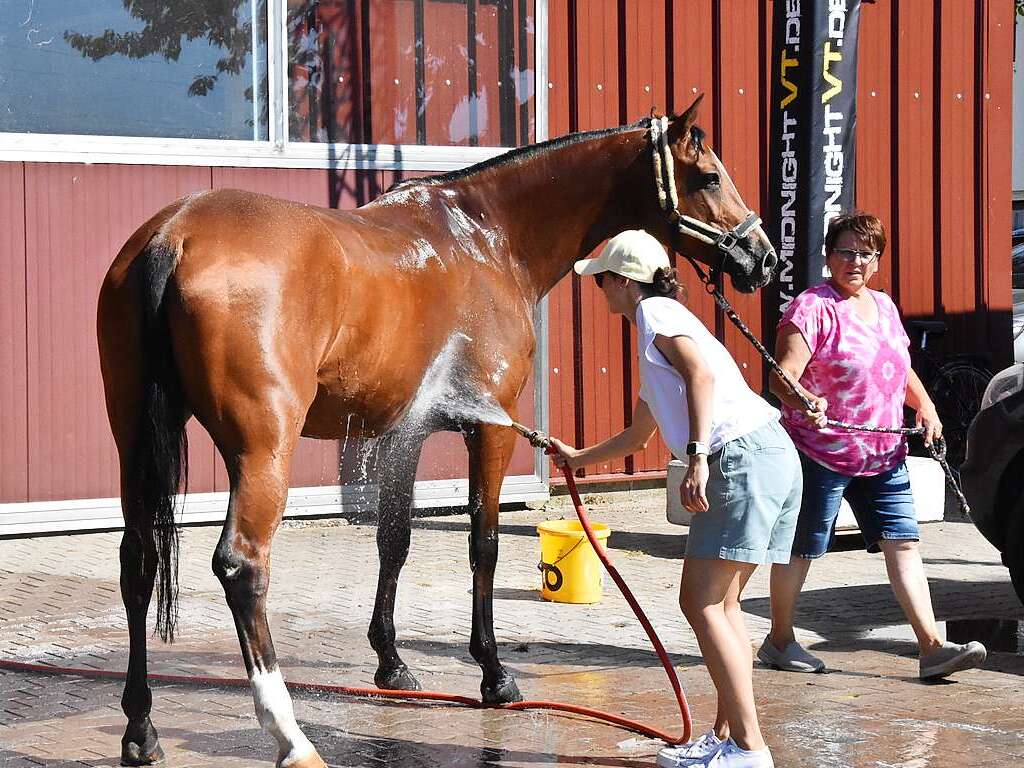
top-left (648, 116), bottom-right (762, 275)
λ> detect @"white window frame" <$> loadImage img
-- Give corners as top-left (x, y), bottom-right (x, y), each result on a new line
top-left (0, 0), bottom-right (548, 172)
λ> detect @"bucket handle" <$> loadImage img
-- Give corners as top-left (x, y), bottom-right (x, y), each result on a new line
top-left (537, 534), bottom-right (587, 592)
top-left (538, 561), bottom-right (564, 592)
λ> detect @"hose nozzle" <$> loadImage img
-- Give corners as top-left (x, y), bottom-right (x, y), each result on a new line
top-left (510, 421), bottom-right (552, 450)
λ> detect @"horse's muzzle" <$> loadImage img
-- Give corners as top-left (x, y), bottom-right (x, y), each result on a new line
top-left (728, 243), bottom-right (777, 293)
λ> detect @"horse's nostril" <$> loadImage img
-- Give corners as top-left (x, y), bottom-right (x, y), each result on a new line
top-left (761, 249), bottom-right (778, 273)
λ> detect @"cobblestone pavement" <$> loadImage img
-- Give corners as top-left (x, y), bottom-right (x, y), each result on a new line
top-left (1, 490), bottom-right (1023, 767)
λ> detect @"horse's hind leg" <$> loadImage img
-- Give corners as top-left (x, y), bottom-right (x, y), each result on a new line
top-left (465, 423), bottom-right (523, 703)
top-left (368, 434), bottom-right (426, 691)
top-left (118, 514), bottom-right (164, 764)
top-left (100, 299), bottom-right (168, 764)
top-left (213, 436), bottom-right (326, 768)
top-left (109, 404), bottom-right (164, 764)
top-left (116, 401), bottom-right (187, 765)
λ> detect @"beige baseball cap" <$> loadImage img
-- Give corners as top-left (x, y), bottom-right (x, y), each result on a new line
top-left (573, 229), bottom-right (670, 284)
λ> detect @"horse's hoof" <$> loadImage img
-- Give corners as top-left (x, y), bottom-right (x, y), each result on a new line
top-left (120, 718), bottom-right (164, 765)
top-left (280, 749), bottom-right (328, 768)
top-left (481, 672), bottom-right (522, 704)
top-left (374, 664), bottom-right (422, 692)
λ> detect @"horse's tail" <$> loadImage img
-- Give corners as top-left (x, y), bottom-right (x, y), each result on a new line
top-left (126, 236), bottom-right (189, 643)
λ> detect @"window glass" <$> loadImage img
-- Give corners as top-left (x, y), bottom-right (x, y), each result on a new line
top-left (287, 0), bottom-right (535, 147)
top-left (0, 0), bottom-right (269, 140)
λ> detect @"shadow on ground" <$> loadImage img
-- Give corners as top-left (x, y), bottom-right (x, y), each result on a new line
top-left (741, 578), bottom-right (1024, 652)
top-left (412, 518), bottom-right (688, 560)
top-left (412, 521), bottom-right (887, 562)
top-left (280, 638), bottom-right (703, 675)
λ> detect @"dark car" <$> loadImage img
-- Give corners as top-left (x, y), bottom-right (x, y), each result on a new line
top-left (960, 363), bottom-right (1024, 603)
top-left (1013, 229), bottom-right (1024, 361)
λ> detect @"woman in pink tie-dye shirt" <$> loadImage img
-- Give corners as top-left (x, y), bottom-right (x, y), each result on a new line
top-left (756, 211), bottom-right (986, 682)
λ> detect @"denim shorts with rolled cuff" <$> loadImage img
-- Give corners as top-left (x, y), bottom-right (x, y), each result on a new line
top-left (791, 453), bottom-right (919, 558)
top-left (684, 419), bottom-right (802, 566)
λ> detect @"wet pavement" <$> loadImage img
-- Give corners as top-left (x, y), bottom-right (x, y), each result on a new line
top-left (1, 490), bottom-right (1023, 767)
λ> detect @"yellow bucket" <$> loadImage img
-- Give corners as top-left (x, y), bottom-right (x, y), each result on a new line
top-left (536, 519), bottom-right (611, 604)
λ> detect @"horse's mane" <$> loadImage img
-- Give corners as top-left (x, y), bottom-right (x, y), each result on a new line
top-left (386, 117), bottom-right (706, 195)
top-left (387, 118), bottom-right (653, 194)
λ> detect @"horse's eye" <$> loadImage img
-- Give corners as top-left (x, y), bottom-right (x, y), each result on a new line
top-left (702, 172), bottom-right (720, 189)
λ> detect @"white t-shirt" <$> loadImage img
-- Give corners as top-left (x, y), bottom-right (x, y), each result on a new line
top-left (636, 297), bottom-right (778, 457)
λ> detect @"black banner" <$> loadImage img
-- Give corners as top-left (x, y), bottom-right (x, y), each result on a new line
top-left (765, 0), bottom-right (863, 335)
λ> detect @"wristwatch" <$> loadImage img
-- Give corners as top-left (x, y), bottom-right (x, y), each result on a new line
top-left (685, 441), bottom-right (710, 457)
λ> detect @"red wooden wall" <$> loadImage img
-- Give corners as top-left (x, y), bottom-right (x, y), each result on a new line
top-left (0, 164), bottom-right (535, 504)
top-left (0, 0), bottom-right (1014, 503)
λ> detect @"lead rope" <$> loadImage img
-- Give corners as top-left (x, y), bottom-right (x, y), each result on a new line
top-left (679, 256), bottom-right (971, 518)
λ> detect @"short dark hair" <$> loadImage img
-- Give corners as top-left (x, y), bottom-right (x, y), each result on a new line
top-left (825, 211), bottom-right (886, 256)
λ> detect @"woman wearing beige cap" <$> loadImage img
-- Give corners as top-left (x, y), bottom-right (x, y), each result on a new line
top-left (550, 229), bottom-right (801, 768)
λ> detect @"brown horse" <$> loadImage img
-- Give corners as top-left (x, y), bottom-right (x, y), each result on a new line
top-left (97, 96), bottom-right (775, 767)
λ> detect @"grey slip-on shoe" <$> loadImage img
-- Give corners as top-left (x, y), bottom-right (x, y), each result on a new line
top-left (920, 641), bottom-right (987, 680)
top-left (756, 636), bottom-right (826, 673)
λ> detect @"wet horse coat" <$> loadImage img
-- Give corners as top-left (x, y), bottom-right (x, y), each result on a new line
top-left (97, 98), bottom-right (777, 767)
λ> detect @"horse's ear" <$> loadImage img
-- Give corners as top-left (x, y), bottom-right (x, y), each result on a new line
top-left (667, 94), bottom-right (704, 145)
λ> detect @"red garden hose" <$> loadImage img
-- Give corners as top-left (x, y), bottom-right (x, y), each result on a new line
top-left (0, 441), bottom-right (692, 746)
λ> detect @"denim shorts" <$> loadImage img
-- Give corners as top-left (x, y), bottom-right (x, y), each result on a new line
top-left (791, 454), bottom-right (919, 558)
top-left (685, 420), bottom-right (802, 565)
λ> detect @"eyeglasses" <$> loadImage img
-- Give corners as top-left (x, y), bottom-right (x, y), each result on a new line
top-left (831, 248), bottom-right (880, 264)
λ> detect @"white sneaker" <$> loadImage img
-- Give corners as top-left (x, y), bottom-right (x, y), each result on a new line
top-left (656, 731), bottom-right (723, 767)
top-left (698, 738), bottom-right (773, 767)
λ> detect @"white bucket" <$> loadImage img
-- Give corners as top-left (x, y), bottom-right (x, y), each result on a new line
top-left (666, 459), bottom-right (691, 526)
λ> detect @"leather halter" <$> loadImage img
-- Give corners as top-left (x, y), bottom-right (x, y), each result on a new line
top-left (648, 116), bottom-right (763, 273)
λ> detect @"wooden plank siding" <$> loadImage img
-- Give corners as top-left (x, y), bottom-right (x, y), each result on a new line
top-left (856, 1), bottom-right (894, 297)
top-left (717, 0), bottom-right (765, 396)
top-left (1, 162), bottom-right (536, 503)
top-left (0, 163), bottom-right (28, 502)
top-left (0, 1), bottom-right (1013, 503)
top-left (894, 0), bottom-right (937, 319)
top-left (22, 164), bottom-right (217, 503)
top-left (980, 1), bottom-right (1014, 368)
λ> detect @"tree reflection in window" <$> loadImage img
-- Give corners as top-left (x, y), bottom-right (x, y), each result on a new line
top-left (6, 0), bottom-right (271, 139)
top-left (65, 2), bottom-right (263, 102)
top-left (287, 0), bottom-right (535, 147)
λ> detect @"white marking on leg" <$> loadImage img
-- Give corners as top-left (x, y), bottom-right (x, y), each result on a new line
top-left (250, 667), bottom-right (315, 766)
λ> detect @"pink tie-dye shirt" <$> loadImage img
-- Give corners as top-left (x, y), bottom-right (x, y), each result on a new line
top-left (779, 283), bottom-right (911, 476)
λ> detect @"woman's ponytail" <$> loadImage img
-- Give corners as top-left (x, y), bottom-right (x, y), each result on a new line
top-left (650, 266), bottom-right (682, 298)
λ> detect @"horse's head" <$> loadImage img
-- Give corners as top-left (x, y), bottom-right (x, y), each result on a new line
top-left (643, 96), bottom-right (777, 293)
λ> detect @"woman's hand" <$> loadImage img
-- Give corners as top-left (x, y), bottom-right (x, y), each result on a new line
top-left (548, 437), bottom-right (583, 470)
top-left (804, 395), bottom-right (829, 429)
top-left (681, 457), bottom-right (710, 513)
top-left (915, 404), bottom-right (943, 447)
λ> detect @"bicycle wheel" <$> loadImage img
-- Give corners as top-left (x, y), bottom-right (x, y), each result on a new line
top-left (928, 357), bottom-right (993, 468)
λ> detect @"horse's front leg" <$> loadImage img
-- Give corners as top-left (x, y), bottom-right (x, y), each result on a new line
top-left (465, 422), bottom-right (523, 703)
top-left (368, 434), bottom-right (427, 691)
